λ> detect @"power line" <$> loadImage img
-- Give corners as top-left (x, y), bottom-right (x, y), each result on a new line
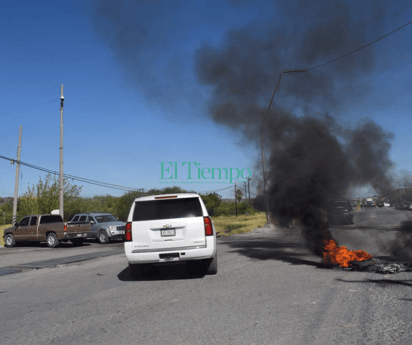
top-left (0, 155), bottom-right (141, 192)
top-left (200, 185), bottom-right (235, 194)
top-left (0, 155), bottom-right (256, 196)
top-left (0, 98), bottom-right (57, 116)
top-left (307, 19), bottom-right (412, 72)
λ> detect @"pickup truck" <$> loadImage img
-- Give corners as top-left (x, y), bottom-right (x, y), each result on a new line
top-left (3, 214), bottom-right (88, 248)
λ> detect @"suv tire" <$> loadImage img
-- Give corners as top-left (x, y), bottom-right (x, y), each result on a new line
top-left (4, 234), bottom-right (16, 248)
top-left (98, 230), bottom-right (109, 244)
top-left (46, 232), bottom-right (60, 248)
top-left (205, 255), bottom-right (218, 275)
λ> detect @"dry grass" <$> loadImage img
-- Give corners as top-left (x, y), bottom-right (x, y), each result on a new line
top-left (0, 224), bottom-right (11, 246)
top-left (211, 212), bottom-right (267, 236)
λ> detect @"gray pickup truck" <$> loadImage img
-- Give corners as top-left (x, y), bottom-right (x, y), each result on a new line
top-left (3, 214), bottom-right (88, 248)
top-left (67, 212), bottom-right (126, 244)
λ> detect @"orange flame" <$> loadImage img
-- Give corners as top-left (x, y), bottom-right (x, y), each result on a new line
top-left (323, 239), bottom-right (372, 267)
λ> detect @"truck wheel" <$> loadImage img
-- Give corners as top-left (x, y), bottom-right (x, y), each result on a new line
top-left (98, 231), bottom-right (109, 244)
top-left (46, 232), bottom-right (60, 248)
top-left (4, 234), bottom-right (16, 248)
top-left (205, 255), bottom-right (218, 275)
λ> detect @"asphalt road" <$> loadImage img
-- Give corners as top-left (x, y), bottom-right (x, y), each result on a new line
top-left (1, 208), bottom-right (412, 345)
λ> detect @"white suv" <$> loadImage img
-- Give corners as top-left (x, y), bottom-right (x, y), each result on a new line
top-left (124, 193), bottom-right (217, 277)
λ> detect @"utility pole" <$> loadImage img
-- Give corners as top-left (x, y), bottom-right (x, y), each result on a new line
top-left (260, 69), bottom-right (307, 224)
top-left (59, 85), bottom-right (64, 219)
top-left (12, 126), bottom-right (22, 225)
top-left (234, 183), bottom-right (238, 217)
top-left (247, 177), bottom-right (251, 201)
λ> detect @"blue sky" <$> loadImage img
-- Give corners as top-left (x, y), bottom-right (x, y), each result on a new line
top-left (1, 0), bottom-right (412, 200)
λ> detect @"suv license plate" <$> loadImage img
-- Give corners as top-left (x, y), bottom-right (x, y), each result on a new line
top-left (161, 229), bottom-right (176, 237)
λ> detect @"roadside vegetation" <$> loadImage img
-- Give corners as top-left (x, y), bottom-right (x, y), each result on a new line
top-left (0, 178), bottom-right (264, 237)
top-left (211, 212), bottom-right (267, 236)
top-left (0, 224), bottom-right (11, 246)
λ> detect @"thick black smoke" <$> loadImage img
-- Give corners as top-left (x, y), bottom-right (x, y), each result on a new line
top-left (194, 0), bottom-right (398, 256)
top-left (92, 1), bottom-right (406, 257)
top-left (390, 220), bottom-right (412, 262)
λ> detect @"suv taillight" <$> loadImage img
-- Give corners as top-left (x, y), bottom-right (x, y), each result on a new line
top-left (64, 224), bottom-right (67, 231)
top-left (125, 222), bottom-right (132, 241)
top-left (204, 216), bottom-right (213, 236)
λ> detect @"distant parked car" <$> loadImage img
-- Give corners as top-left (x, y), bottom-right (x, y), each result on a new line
top-left (67, 213), bottom-right (126, 244)
top-left (395, 202), bottom-right (412, 210)
top-left (383, 201), bottom-right (390, 207)
top-left (327, 199), bottom-right (354, 225)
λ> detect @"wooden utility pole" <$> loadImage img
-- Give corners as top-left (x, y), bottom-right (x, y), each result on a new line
top-left (247, 177), bottom-right (251, 201)
top-left (59, 85), bottom-right (64, 218)
top-left (234, 183), bottom-right (238, 217)
top-left (12, 126), bottom-right (22, 225)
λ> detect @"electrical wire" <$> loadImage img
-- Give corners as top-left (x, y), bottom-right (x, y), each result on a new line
top-left (21, 149), bottom-right (128, 187)
top-left (307, 19), bottom-right (412, 72)
top-left (200, 185), bottom-right (235, 194)
top-left (0, 98), bottom-right (57, 116)
top-left (0, 155), bottom-right (141, 192)
top-left (1, 155), bottom-right (260, 196)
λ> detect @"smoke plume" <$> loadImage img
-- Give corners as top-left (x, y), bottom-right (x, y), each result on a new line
top-left (194, 0), bottom-right (396, 256)
top-left (92, 0), bottom-right (407, 257)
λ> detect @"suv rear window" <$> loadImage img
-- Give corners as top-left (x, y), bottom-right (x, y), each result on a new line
top-left (40, 215), bottom-right (63, 224)
top-left (329, 200), bottom-right (352, 210)
top-left (133, 197), bottom-right (203, 221)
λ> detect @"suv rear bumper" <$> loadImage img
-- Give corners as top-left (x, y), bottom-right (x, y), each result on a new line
top-left (125, 238), bottom-right (216, 264)
top-left (328, 214), bottom-right (353, 223)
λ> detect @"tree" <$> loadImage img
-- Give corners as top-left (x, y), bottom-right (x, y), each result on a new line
top-left (0, 200), bottom-right (13, 224)
top-left (200, 192), bottom-right (222, 212)
top-left (18, 174), bottom-right (82, 219)
top-left (235, 188), bottom-right (243, 203)
top-left (115, 186), bottom-right (194, 221)
top-left (115, 191), bottom-right (144, 221)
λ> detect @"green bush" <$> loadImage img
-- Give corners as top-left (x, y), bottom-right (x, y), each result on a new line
top-left (214, 201), bottom-right (256, 217)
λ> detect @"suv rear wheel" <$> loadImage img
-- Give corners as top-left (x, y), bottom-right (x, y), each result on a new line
top-left (205, 255), bottom-right (217, 275)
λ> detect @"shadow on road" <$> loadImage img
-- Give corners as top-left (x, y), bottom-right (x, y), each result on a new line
top-left (223, 235), bottom-right (324, 268)
top-left (12, 241), bottom-right (92, 249)
top-left (335, 278), bottom-right (412, 287)
top-left (117, 263), bottom-right (206, 282)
